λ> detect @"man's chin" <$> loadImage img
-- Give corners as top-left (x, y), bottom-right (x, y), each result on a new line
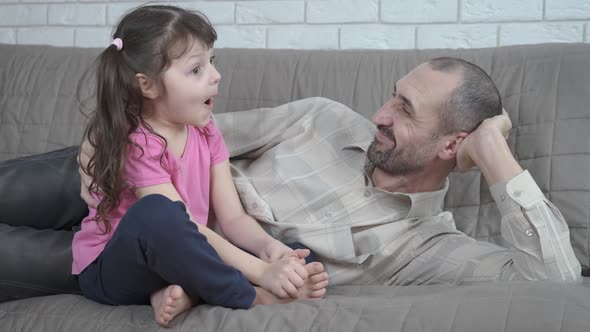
top-left (369, 141), bottom-right (394, 155)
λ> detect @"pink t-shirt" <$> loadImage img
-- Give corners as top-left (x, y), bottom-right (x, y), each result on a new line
top-left (71, 120), bottom-right (229, 274)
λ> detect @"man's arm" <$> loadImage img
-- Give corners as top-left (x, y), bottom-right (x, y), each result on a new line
top-left (457, 113), bottom-right (582, 282)
top-left (456, 110), bottom-right (521, 185)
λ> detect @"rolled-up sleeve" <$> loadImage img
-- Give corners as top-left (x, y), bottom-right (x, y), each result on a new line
top-left (489, 170), bottom-right (582, 283)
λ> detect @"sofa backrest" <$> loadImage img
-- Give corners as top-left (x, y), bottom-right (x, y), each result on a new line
top-left (1, 42), bottom-right (589, 270)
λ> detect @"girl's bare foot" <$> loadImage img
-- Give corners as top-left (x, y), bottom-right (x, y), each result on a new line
top-left (297, 262), bottom-right (328, 299)
top-left (251, 286), bottom-right (292, 306)
top-left (150, 285), bottom-right (192, 327)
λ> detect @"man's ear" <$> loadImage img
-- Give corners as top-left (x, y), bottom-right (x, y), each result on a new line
top-left (438, 132), bottom-right (468, 161)
top-left (136, 73), bottom-right (160, 99)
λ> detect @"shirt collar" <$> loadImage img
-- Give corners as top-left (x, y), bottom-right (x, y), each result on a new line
top-left (343, 140), bottom-right (371, 152)
top-left (368, 176), bottom-right (449, 219)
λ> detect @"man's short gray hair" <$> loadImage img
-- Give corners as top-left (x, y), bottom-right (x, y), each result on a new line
top-left (428, 57), bottom-right (503, 135)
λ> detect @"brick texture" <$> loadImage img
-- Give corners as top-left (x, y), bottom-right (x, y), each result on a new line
top-left (0, 0), bottom-right (588, 49)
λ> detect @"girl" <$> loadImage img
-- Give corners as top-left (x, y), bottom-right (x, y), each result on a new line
top-left (73, 5), bottom-right (328, 327)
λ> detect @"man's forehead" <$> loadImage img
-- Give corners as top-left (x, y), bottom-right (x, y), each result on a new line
top-left (396, 64), bottom-right (460, 106)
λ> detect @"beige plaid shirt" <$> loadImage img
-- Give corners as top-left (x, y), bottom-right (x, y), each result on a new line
top-left (217, 97), bottom-right (582, 286)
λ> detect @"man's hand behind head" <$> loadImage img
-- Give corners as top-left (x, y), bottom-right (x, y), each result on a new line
top-left (456, 109), bottom-right (511, 172)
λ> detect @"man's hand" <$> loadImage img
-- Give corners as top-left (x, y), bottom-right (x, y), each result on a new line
top-left (78, 140), bottom-right (99, 208)
top-left (456, 109), bottom-right (511, 172)
top-left (456, 109), bottom-right (523, 185)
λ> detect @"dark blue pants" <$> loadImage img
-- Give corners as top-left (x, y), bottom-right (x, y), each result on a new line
top-left (77, 194), bottom-right (315, 309)
top-left (78, 194), bottom-right (259, 309)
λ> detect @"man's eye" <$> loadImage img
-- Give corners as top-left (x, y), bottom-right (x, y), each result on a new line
top-left (210, 56), bottom-right (216, 64)
top-left (192, 66), bottom-right (201, 74)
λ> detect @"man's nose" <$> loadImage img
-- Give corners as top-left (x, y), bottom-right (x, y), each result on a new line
top-left (372, 104), bottom-right (394, 126)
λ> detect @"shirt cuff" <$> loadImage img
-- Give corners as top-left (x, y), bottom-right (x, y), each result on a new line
top-left (489, 170), bottom-right (545, 215)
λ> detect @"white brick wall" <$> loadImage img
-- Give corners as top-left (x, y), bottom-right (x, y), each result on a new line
top-left (462, 0), bottom-right (543, 22)
top-left (236, 1), bottom-right (304, 24)
top-left (500, 22), bottom-right (584, 45)
top-left (381, 0), bottom-right (457, 23)
top-left (0, 0), bottom-right (589, 49)
top-left (307, 0), bottom-right (378, 23)
top-left (340, 25), bottom-right (414, 49)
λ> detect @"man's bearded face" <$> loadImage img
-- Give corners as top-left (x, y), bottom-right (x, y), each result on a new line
top-left (367, 125), bottom-right (438, 175)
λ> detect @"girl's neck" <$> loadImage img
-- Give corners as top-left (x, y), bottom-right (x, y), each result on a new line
top-left (143, 116), bottom-right (189, 159)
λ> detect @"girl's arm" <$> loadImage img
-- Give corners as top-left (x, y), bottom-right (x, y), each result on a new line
top-left (135, 183), bottom-right (307, 298)
top-left (209, 160), bottom-right (306, 263)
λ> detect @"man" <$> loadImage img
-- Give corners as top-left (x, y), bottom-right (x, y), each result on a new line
top-left (79, 57), bottom-right (581, 285)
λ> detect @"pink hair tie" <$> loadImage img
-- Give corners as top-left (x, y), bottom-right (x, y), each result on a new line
top-left (111, 38), bottom-right (123, 51)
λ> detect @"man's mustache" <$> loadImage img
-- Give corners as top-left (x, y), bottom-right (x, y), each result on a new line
top-left (377, 125), bottom-right (397, 146)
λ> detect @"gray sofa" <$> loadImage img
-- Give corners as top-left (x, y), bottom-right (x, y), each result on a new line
top-left (1, 42), bottom-right (590, 331)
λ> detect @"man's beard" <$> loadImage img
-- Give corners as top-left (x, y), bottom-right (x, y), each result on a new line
top-left (366, 127), bottom-right (436, 176)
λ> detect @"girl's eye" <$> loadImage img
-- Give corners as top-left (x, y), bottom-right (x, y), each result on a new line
top-left (192, 66), bottom-right (201, 74)
top-left (210, 56), bottom-right (216, 64)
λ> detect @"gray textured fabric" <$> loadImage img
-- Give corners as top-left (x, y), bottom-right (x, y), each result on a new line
top-left (0, 43), bottom-right (588, 270)
top-left (1, 42), bottom-right (590, 330)
top-left (1, 282), bottom-right (590, 332)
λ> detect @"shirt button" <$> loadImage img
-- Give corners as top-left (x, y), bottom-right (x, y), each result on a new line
top-left (252, 203), bottom-right (258, 209)
top-left (364, 190), bottom-right (371, 197)
top-left (525, 229), bottom-right (534, 237)
top-left (326, 211), bottom-right (333, 218)
top-left (500, 194), bottom-right (506, 202)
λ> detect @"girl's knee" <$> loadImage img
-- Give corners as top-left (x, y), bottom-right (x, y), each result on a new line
top-left (121, 194), bottom-right (189, 233)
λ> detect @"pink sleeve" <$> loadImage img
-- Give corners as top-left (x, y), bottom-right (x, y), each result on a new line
top-left (204, 119), bottom-right (230, 166)
top-left (125, 132), bottom-right (172, 188)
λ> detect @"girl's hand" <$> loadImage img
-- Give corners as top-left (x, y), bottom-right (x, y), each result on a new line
top-left (259, 257), bottom-right (309, 299)
top-left (260, 240), bottom-right (309, 265)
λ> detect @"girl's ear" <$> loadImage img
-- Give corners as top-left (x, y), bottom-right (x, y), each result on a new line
top-left (438, 132), bottom-right (468, 161)
top-left (136, 73), bottom-right (160, 99)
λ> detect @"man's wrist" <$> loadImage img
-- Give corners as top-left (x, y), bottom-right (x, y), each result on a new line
top-left (471, 128), bottom-right (522, 185)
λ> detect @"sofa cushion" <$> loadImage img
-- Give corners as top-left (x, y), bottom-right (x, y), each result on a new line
top-left (0, 146), bottom-right (88, 230)
top-left (2, 282), bottom-right (590, 331)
